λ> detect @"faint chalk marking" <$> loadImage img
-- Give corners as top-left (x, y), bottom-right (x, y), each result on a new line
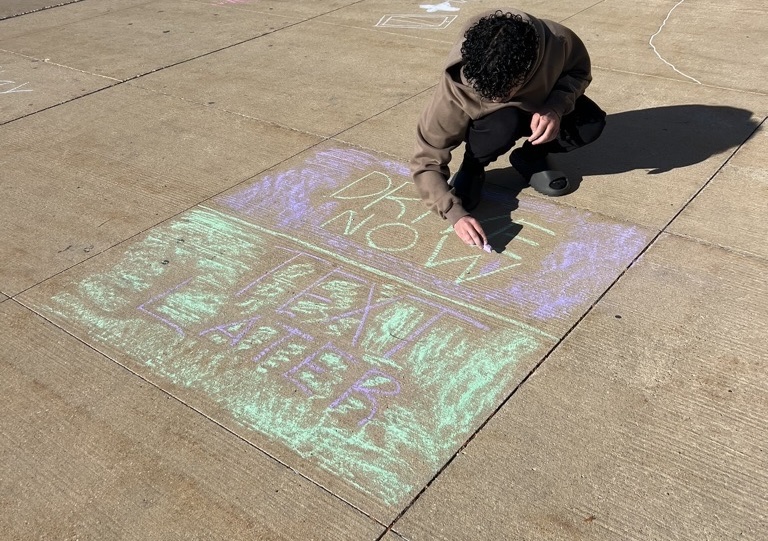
top-left (376, 14), bottom-right (457, 29)
top-left (0, 68), bottom-right (32, 94)
top-left (0, 81), bottom-right (31, 94)
top-left (649, 0), bottom-right (702, 84)
top-left (419, 2), bottom-right (460, 13)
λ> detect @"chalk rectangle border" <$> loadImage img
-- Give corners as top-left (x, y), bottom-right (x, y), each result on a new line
top-left (375, 14), bottom-right (458, 29)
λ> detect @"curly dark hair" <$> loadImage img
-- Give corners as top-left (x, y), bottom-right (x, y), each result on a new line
top-left (461, 11), bottom-right (539, 101)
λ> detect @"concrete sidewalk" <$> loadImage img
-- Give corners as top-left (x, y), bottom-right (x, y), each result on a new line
top-left (1, 0), bottom-right (766, 539)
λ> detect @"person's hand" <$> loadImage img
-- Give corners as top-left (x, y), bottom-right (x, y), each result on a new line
top-left (453, 215), bottom-right (487, 247)
top-left (528, 108), bottom-right (561, 145)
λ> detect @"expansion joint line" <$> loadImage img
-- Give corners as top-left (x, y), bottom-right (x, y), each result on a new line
top-left (0, 0), bottom-right (86, 21)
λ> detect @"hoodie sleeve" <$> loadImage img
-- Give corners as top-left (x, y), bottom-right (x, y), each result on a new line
top-left (410, 74), bottom-right (473, 225)
top-left (542, 23), bottom-right (592, 118)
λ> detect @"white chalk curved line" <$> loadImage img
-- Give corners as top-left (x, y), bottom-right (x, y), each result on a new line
top-left (649, 0), bottom-right (702, 84)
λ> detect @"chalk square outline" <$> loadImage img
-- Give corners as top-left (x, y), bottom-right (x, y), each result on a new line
top-left (375, 14), bottom-right (458, 29)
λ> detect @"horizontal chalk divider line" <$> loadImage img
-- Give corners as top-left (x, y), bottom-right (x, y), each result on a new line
top-left (199, 206), bottom-right (557, 341)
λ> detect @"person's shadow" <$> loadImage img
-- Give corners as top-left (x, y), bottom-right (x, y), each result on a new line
top-left (491, 104), bottom-right (759, 191)
top-left (475, 104), bottom-right (758, 251)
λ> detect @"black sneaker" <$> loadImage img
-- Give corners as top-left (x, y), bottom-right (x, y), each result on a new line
top-left (510, 147), bottom-right (570, 195)
top-left (449, 157), bottom-right (486, 211)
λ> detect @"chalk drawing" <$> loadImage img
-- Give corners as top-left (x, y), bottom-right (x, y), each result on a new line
top-left (39, 146), bottom-right (652, 508)
top-left (43, 207), bottom-right (543, 506)
top-left (0, 68), bottom-right (33, 94)
top-left (376, 14), bottom-right (458, 29)
top-left (649, 0), bottom-right (702, 84)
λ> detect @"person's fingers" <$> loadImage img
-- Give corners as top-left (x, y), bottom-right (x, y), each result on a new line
top-left (478, 226), bottom-right (488, 247)
top-left (529, 131), bottom-right (546, 145)
top-left (454, 217), bottom-right (489, 249)
top-left (469, 218), bottom-right (488, 246)
top-left (540, 123), bottom-right (557, 144)
top-left (529, 115), bottom-right (545, 143)
top-left (529, 112), bottom-right (540, 132)
top-left (467, 218), bottom-right (488, 247)
top-left (536, 118), bottom-right (559, 144)
top-left (466, 226), bottom-right (482, 247)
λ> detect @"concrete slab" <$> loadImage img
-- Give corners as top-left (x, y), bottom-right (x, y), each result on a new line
top-left (19, 141), bottom-right (656, 522)
top-left (0, 0), bottom-right (79, 20)
top-left (132, 19), bottom-right (448, 136)
top-left (0, 0), bottom-right (302, 80)
top-left (16, 207), bottom-right (552, 523)
top-left (668, 124), bottom-right (768, 258)
top-left (564, 0), bottom-right (768, 94)
top-left (0, 50), bottom-right (114, 124)
top-left (1, 0), bottom-right (765, 536)
top-left (0, 0), bottom-right (152, 41)
top-left (334, 92), bottom-right (427, 161)
top-left (0, 301), bottom-right (383, 539)
top-left (394, 233), bottom-right (768, 540)
top-left (0, 83), bottom-right (320, 296)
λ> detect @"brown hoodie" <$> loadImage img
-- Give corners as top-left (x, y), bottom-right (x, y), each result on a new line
top-left (410, 9), bottom-right (593, 224)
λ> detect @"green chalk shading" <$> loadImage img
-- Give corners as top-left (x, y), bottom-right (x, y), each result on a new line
top-left (41, 207), bottom-right (546, 508)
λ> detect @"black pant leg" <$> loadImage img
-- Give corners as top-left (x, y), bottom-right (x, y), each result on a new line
top-left (465, 107), bottom-right (531, 166)
top-left (466, 95), bottom-right (606, 163)
top-left (550, 95), bottom-right (607, 153)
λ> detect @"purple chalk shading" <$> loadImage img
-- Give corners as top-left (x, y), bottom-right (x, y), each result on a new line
top-left (283, 353), bottom-right (327, 396)
top-left (378, 160), bottom-right (411, 178)
top-left (477, 259), bottom-right (502, 276)
top-left (219, 148), bottom-right (383, 228)
top-left (137, 277), bottom-right (194, 336)
top-left (502, 221), bottom-right (648, 319)
top-left (199, 315), bottom-right (262, 346)
top-left (252, 324), bottom-right (314, 364)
